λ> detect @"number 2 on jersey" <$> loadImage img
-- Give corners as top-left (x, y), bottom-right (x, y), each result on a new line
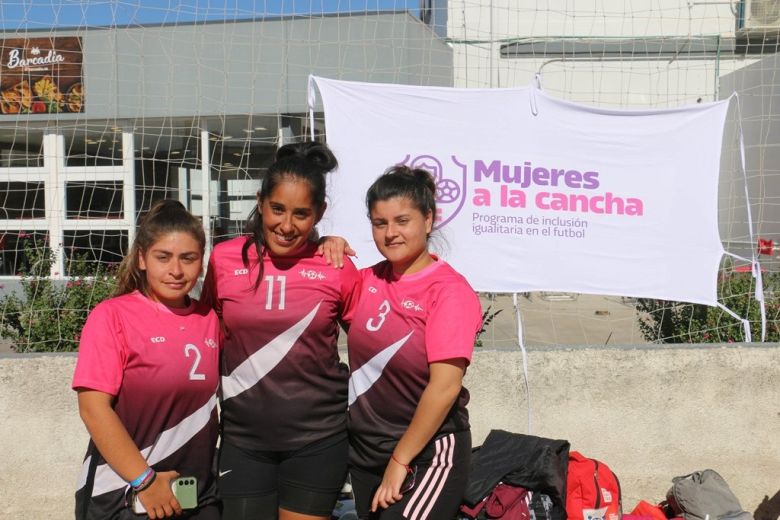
top-left (264, 275), bottom-right (287, 310)
top-left (184, 343), bottom-right (206, 381)
top-left (366, 299), bottom-right (390, 332)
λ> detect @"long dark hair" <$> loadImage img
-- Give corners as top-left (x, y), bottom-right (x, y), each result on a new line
top-left (242, 141), bottom-right (338, 288)
top-left (366, 165), bottom-right (437, 234)
top-left (115, 199), bottom-right (206, 297)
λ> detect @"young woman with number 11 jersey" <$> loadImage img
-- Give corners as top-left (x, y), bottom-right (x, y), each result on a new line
top-left (201, 141), bottom-right (360, 520)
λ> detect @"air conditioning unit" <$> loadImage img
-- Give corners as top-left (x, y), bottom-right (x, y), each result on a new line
top-left (742, 0), bottom-right (780, 31)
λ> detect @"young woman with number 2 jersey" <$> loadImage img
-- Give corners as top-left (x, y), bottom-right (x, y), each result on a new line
top-left (347, 166), bottom-right (482, 520)
top-left (201, 142), bottom-right (360, 520)
top-left (73, 200), bottom-right (221, 520)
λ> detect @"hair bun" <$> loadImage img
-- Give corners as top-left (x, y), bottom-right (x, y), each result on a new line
top-left (412, 168), bottom-right (436, 196)
top-left (396, 165), bottom-right (436, 197)
top-left (275, 141), bottom-right (338, 174)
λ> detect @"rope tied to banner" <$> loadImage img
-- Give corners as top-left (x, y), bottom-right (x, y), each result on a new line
top-left (529, 73), bottom-right (543, 116)
top-left (307, 75), bottom-right (318, 141)
top-left (512, 293), bottom-right (532, 433)
top-left (724, 92), bottom-right (766, 342)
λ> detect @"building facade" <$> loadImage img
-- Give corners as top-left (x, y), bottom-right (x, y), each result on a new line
top-left (0, 12), bottom-right (452, 278)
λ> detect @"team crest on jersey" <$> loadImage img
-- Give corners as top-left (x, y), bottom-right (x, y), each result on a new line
top-left (401, 298), bottom-right (424, 312)
top-left (234, 268), bottom-right (249, 276)
top-left (368, 286), bottom-right (377, 293)
top-left (204, 338), bottom-right (217, 349)
top-left (299, 268), bottom-right (326, 280)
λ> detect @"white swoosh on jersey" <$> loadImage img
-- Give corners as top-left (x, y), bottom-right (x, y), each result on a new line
top-left (76, 394), bottom-right (218, 497)
top-left (348, 331), bottom-right (413, 406)
top-left (221, 302), bottom-right (321, 400)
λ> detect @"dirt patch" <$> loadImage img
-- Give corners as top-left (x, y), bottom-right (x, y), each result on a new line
top-left (0, 338), bottom-right (16, 354)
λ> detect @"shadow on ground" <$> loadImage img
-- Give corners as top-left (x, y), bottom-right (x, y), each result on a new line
top-left (755, 490), bottom-right (780, 520)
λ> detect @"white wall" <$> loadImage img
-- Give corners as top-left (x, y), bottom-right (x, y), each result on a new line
top-left (1, 346), bottom-right (778, 519)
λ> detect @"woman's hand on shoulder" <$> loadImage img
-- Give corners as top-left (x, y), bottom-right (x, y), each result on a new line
top-left (136, 470), bottom-right (182, 519)
top-left (317, 235), bottom-right (357, 268)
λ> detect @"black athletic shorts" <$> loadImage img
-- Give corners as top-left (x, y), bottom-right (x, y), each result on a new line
top-left (350, 430), bottom-right (471, 520)
top-left (218, 429), bottom-right (349, 517)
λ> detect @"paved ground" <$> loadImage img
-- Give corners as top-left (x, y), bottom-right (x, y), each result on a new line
top-left (0, 338), bottom-right (13, 354)
top-left (477, 292), bottom-right (646, 349)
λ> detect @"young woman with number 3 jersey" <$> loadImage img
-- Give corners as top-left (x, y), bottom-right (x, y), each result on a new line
top-left (201, 142), bottom-right (360, 520)
top-left (73, 200), bottom-right (221, 520)
top-left (347, 166), bottom-right (482, 520)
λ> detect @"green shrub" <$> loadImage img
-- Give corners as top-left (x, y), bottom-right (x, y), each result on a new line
top-left (0, 238), bottom-right (117, 352)
top-left (636, 268), bottom-right (780, 343)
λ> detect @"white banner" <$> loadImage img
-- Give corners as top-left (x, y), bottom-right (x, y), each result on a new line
top-left (313, 76), bottom-right (729, 306)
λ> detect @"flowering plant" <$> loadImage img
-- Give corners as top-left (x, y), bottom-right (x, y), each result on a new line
top-left (0, 238), bottom-right (116, 352)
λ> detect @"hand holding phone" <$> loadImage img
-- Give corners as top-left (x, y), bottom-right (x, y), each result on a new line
top-left (132, 475), bottom-right (198, 515)
top-left (170, 477), bottom-right (198, 509)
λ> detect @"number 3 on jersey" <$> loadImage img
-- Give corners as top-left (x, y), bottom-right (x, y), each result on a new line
top-left (366, 299), bottom-right (390, 332)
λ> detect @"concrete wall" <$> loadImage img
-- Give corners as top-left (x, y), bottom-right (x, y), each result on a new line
top-left (1, 345), bottom-right (778, 519)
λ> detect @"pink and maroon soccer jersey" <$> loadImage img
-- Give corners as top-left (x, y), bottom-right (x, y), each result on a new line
top-left (72, 291), bottom-right (221, 519)
top-left (347, 258), bottom-right (482, 470)
top-left (202, 237), bottom-right (361, 451)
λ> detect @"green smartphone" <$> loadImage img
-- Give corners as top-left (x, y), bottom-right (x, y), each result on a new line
top-left (131, 476), bottom-right (198, 514)
top-left (170, 476), bottom-right (198, 510)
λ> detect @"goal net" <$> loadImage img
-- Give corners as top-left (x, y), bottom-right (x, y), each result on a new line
top-left (0, 1), bottom-right (776, 351)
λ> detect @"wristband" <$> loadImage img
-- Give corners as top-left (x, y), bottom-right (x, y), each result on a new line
top-left (133, 471), bottom-right (157, 493)
top-left (130, 467), bottom-right (157, 492)
top-left (133, 469), bottom-right (157, 493)
top-left (129, 467), bottom-right (153, 489)
top-left (390, 453), bottom-right (412, 474)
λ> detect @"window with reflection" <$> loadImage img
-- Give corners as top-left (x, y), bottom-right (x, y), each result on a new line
top-left (0, 230), bottom-right (48, 276)
top-left (63, 230), bottom-right (127, 271)
top-left (0, 129), bottom-right (44, 167)
top-left (0, 182), bottom-right (45, 219)
top-left (65, 126), bottom-right (123, 167)
top-left (66, 181), bottom-right (123, 219)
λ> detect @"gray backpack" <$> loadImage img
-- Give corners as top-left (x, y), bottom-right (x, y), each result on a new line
top-left (666, 470), bottom-right (753, 520)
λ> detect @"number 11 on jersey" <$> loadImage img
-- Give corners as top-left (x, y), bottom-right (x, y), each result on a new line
top-left (264, 275), bottom-right (287, 310)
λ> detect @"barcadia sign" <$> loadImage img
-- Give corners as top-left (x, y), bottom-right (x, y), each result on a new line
top-left (0, 37), bottom-right (84, 114)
